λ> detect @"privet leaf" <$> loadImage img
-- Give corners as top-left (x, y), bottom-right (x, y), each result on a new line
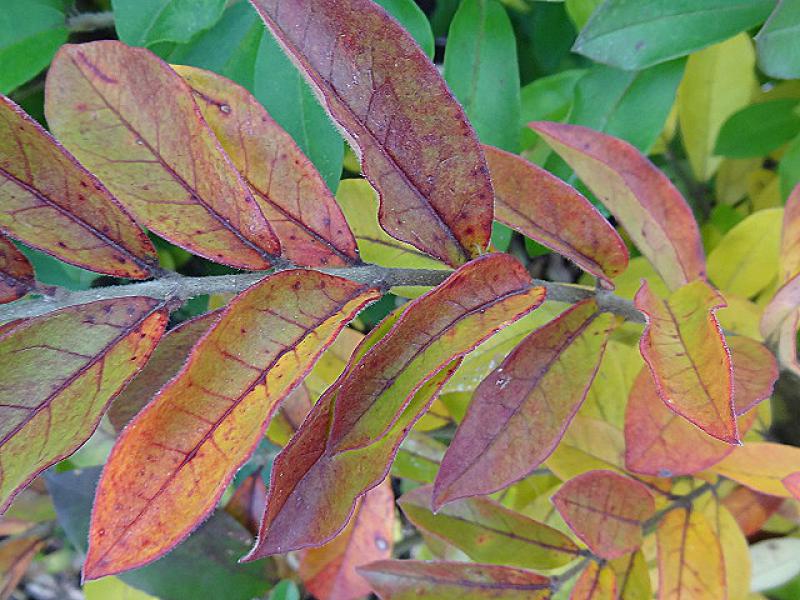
top-left (45, 41), bottom-right (280, 270)
top-left (248, 0), bottom-right (494, 267)
top-left (756, 0), bottom-right (800, 79)
top-left (0, 298), bottom-right (168, 512)
top-left (0, 96), bottom-right (156, 279)
top-left (84, 271), bottom-right (380, 579)
top-left (485, 146), bottom-right (628, 281)
top-left (112, 0), bottom-right (227, 47)
top-left (781, 184), bottom-right (800, 282)
top-left (0, 532), bottom-right (46, 598)
top-left (656, 508), bottom-right (725, 600)
top-left (722, 486), bottom-right (784, 537)
top-left (224, 468), bottom-right (266, 536)
top-left (531, 122), bottom-right (705, 291)
top-left (399, 486), bottom-right (579, 571)
top-left (609, 551), bottom-right (651, 600)
top-left (713, 442), bottom-right (800, 499)
top-left (552, 470), bottom-right (655, 560)
top-left (247, 255), bottom-right (546, 558)
top-left (434, 299), bottom-right (615, 506)
top-left (0, 235), bottom-right (33, 304)
top-left (175, 65), bottom-right (359, 267)
top-left (570, 561), bottom-right (616, 600)
top-left (299, 479), bottom-right (393, 600)
top-left (635, 279), bottom-right (737, 443)
top-left (727, 336), bottom-right (778, 416)
top-left (358, 560), bottom-right (551, 600)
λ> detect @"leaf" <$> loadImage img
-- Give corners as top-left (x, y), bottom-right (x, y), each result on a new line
top-left (715, 99), bottom-right (800, 157)
top-left (108, 311), bottom-right (221, 432)
top-left (727, 336), bottom-right (778, 416)
top-left (486, 147), bottom-right (627, 281)
top-left (569, 60), bottom-right (685, 153)
top-left (707, 208), bottom-right (782, 298)
top-left (552, 470), bottom-right (655, 560)
top-left (531, 122), bottom-right (705, 291)
top-left (609, 551), bottom-right (651, 600)
top-left (760, 273), bottom-right (800, 340)
top-left (0, 235), bottom-right (33, 304)
top-left (711, 502), bottom-right (752, 600)
top-left (45, 466), bottom-right (270, 600)
top-left (624, 368), bottom-right (757, 477)
top-left (0, 298), bottom-right (167, 513)
top-left (434, 299), bottom-right (615, 506)
top-left (0, 532), bottom-right (45, 598)
top-left (573, 0), bottom-right (774, 70)
top-left (0, 0), bottom-right (68, 94)
top-left (0, 96), bottom-right (157, 279)
top-left (713, 442), bottom-right (800, 499)
top-left (84, 271), bottom-right (379, 579)
top-left (374, 0), bottom-right (435, 59)
top-left (635, 279), bottom-right (737, 443)
top-left (656, 507), bottom-right (725, 600)
top-left (224, 468), bottom-right (267, 537)
top-left (174, 65), bottom-right (359, 267)
top-left (722, 486), bottom-right (784, 536)
top-left (299, 479), bottom-right (393, 600)
top-left (444, 0), bottom-right (521, 152)
top-left (756, 1), bottom-right (800, 80)
top-left (247, 254), bottom-right (547, 558)
top-left (781, 184), bottom-right (800, 281)
top-left (45, 41), bottom-right (280, 270)
top-left (677, 33), bottom-right (757, 181)
top-left (112, 0), bottom-right (227, 47)
top-left (358, 560), bottom-right (551, 600)
top-left (570, 561), bottom-right (616, 600)
top-left (750, 538), bottom-right (800, 592)
top-left (399, 486), bottom-right (579, 571)
top-left (248, 0), bottom-right (494, 267)
top-left (84, 577), bottom-right (159, 600)
top-left (520, 69), bottom-right (585, 150)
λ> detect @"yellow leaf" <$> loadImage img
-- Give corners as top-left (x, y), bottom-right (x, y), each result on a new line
top-left (717, 294), bottom-right (763, 340)
top-left (580, 340), bottom-right (641, 429)
top-left (707, 208), bottom-right (783, 298)
top-left (678, 33), bottom-right (756, 181)
top-left (716, 158), bottom-right (762, 205)
top-left (84, 577), bottom-right (158, 600)
top-left (749, 172), bottom-right (782, 211)
top-left (612, 256), bottom-right (670, 300)
top-left (713, 442), bottom-right (800, 498)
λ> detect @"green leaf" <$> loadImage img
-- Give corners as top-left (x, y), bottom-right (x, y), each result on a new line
top-left (374, 0), bottom-right (435, 58)
top-left (520, 69), bottom-right (586, 150)
top-left (715, 99), bottom-right (800, 158)
top-left (756, 1), bottom-right (800, 80)
top-left (565, 0), bottom-right (603, 29)
top-left (268, 580), bottom-right (301, 600)
top-left (444, 0), bottom-right (521, 152)
top-left (570, 59), bottom-right (685, 153)
top-left (573, 0), bottom-right (775, 70)
top-left (112, 0), bottom-right (227, 47)
top-left (0, 0), bottom-right (67, 94)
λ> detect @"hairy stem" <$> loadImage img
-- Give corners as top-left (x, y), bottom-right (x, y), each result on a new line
top-left (67, 11), bottom-right (115, 33)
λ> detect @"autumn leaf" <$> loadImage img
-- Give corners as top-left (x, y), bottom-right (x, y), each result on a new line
top-left (0, 235), bottom-right (33, 304)
top-left (722, 486), bottom-right (784, 537)
top-left (0, 96), bottom-right (156, 279)
top-left (84, 271), bottom-right (380, 579)
top-left (434, 299), bottom-right (615, 506)
top-left (727, 336), bottom-right (778, 416)
top-left (609, 551), bottom-right (651, 600)
top-left (485, 146), bottom-right (628, 282)
top-left (570, 561), bottom-right (616, 600)
top-left (713, 442), bottom-right (800, 499)
top-left (0, 298), bottom-right (168, 512)
top-left (299, 478), bottom-right (393, 600)
top-left (0, 532), bottom-right (46, 598)
top-left (224, 469), bottom-right (267, 536)
top-left (401, 485), bottom-right (579, 570)
top-left (552, 470), bottom-right (655, 560)
top-left (45, 41), bottom-right (280, 270)
top-left (248, 0), bottom-right (494, 267)
top-left (174, 65), bottom-right (360, 268)
top-left (781, 184), bottom-right (800, 282)
top-left (531, 122), bottom-right (705, 291)
top-left (358, 560), bottom-right (551, 600)
top-left (635, 279), bottom-right (737, 443)
top-left (656, 508), bottom-right (725, 600)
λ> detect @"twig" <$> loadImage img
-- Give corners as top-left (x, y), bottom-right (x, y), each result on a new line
top-left (66, 11), bottom-right (115, 33)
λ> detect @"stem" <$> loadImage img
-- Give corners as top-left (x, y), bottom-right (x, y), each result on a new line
top-left (67, 11), bottom-right (115, 33)
top-left (0, 264), bottom-right (645, 324)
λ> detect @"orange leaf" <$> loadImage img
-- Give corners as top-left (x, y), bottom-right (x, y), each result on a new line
top-left (0, 96), bottom-right (156, 279)
top-left (0, 532), bottom-right (46, 598)
top-left (485, 145), bottom-right (628, 281)
top-left (570, 561), bottom-right (616, 600)
top-left (635, 279), bottom-right (737, 443)
top-left (553, 470), bottom-right (655, 560)
top-left (0, 298), bottom-right (168, 512)
top-left (656, 508), bottom-right (725, 600)
top-left (45, 42), bottom-right (280, 270)
top-left (224, 469), bottom-right (267, 537)
top-left (0, 236), bottom-right (33, 304)
top-left (300, 478), bottom-right (394, 600)
top-left (84, 271), bottom-right (379, 579)
top-left (175, 65), bottom-right (359, 268)
top-left (531, 122), bottom-right (705, 291)
top-left (358, 560), bottom-right (551, 599)
top-left (713, 442), bottom-right (800, 499)
top-left (722, 486), bottom-right (784, 537)
top-left (248, 0), bottom-right (493, 267)
top-left (434, 299), bottom-right (615, 506)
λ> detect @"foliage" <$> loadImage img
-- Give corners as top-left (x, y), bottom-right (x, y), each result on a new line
top-left (2, 1), bottom-right (800, 599)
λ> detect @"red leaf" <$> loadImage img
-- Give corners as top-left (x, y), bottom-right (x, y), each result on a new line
top-left (175, 66), bottom-right (360, 268)
top-left (552, 470), bottom-right (655, 560)
top-left (0, 96), bottom-right (156, 279)
top-left (485, 145), bottom-right (628, 281)
top-left (224, 469), bottom-right (267, 537)
top-left (0, 236), bottom-right (33, 304)
top-left (45, 42), bottom-right (280, 270)
top-left (434, 299), bottom-right (615, 507)
top-left (531, 122), bottom-right (705, 291)
top-left (722, 486), bottom-right (784, 537)
top-left (728, 336), bottom-right (777, 416)
top-left (248, 0), bottom-right (493, 267)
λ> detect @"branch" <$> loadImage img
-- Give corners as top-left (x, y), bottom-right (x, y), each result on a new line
top-left (67, 11), bottom-right (115, 33)
top-left (0, 263), bottom-right (644, 323)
